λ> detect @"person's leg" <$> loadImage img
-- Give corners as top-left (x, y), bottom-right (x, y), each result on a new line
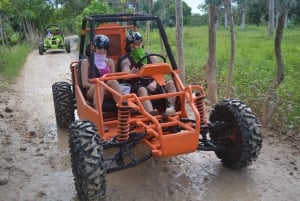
top-left (165, 80), bottom-right (176, 105)
top-left (93, 86), bottom-right (105, 111)
top-left (92, 85), bottom-right (107, 131)
top-left (107, 80), bottom-right (121, 103)
top-left (86, 85), bottom-right (95, 101)
top-left (136, 87), bottom-right (154, 113)
top-left (165, 80), bottom-right (177, 115)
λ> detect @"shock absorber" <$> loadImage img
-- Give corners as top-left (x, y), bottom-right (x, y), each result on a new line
top-left (69, 63), bottom-right (76, 87)
top-left (69, 63), bottom-right (77, 100)
top-left (117, 101), bottom-right (131, 141)
top-left (195, 92), bottom-right (207, 125)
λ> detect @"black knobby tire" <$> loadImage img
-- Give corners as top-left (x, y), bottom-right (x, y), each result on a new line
top-left (38, 42), bottom-right (44, 55)
top-left (69, 120), bottom-right (107, 201)
top-left (65, 40), bottom-right (71, 53)
top-left (52, 82), bottom-right (75, 128)
top-left (209, 99), bottom-right (262, 169)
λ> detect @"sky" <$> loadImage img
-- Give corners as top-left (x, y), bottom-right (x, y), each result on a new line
top-left (184, 0), bottom-right (204, 14)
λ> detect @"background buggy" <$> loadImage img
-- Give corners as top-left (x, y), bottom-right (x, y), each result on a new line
top-left (39, 24), bottom-right (71, 55)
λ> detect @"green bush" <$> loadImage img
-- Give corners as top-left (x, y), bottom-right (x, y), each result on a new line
top-left (9, 33), bottom-right (20, 45)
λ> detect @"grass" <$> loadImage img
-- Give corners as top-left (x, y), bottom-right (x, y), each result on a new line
top-left (0, 43), bottom-right (32, 80)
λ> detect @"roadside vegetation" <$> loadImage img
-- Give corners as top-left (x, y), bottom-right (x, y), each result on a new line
top-left (151, 25), bottom-right (300, 134)
top-left (0, 43), bottom-right (32, 80)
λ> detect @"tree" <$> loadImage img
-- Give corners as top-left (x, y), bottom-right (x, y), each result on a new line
top-left (1, 0), bottom-right (54, 43)
top-left (205, 4), bottom-right (219, 104)
top-left (176, 0), bottom-right (185, 83)
top-left (235, 0), bottom-right (249, 30)
top-left (268, 0), bottom-right (275, 37)
top-left (225, 0), bottom-right (235, 98)
top-left (275, 0), bottom-right (297, 28)
top-left (145, 0), bottom-right (153, 51)
top-left (153, 0), bottom-right (192, 27)
top-left (289, 0), bottom-right (300, 24)
top-left (0, 17), bottom-right (4, 46)
top-left (0, 0), bottom-right (10, 45)
top-left (262, 3), bottom-right (285, 128)
top-left (246, 0), bottom-right (267, 25)
top-left (224, 2), bottom-right (228, 29)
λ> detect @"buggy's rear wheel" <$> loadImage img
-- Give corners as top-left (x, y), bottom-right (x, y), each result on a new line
top-left (209, 99), bottom-right (262, 169)
top-left (69, 120), bottom-right (107, 201)
top-left (52, 82), bottom-right (75, 128)
top-left (38, 42), bottom-right (44, 55)
top-left (65, 40), bottom-right (71, 53)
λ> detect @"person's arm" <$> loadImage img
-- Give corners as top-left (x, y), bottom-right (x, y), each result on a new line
top-left (147, 54), bottom-right (161, 91)
top-left (81, 59), bottom-right (93, 89)
top-left (150, 55), bottom-right (158, 63)
top-left (120, 58), bottom-right (131, 73)
top-left (121, 58), bottom-right (138, 74)
top-left (108, 58), bottom-right (116, 72)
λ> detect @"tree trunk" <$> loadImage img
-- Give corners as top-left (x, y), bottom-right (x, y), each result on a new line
top-left (134, 0), bottom-right (138, 12)
top-left (225, 0), bottom-right (235, 98)
top-left (145, 0), bottom-right (153, 51)
top-left (240, 9), bottom-right (246, 30)
top-left (224, 5), bottom-right (228, 29)
top-left (215, 7), bottom-right (220, 30)
top-left (205, 5), bottom-right (218, 104)
top-left (176, 0), bottom-right (185, 84)
top-left (284, 10), bottom-right (288, 28)
top-left (263, 10), bottom-right (285, 128)
top-left (268, 0), bottom-right (275, 37)
top-left (0, 17), bottom-right (4, 46)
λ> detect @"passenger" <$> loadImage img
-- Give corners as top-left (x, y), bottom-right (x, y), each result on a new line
top-left (120, 31), bottom-right (176, 115)
top-left (47, 30), bottom-right (52, 38)
top-left (81, 34), bottom-right (121, 112)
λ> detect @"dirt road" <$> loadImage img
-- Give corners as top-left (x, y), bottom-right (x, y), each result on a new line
top-left (0, 36), bottom-right (299, 201)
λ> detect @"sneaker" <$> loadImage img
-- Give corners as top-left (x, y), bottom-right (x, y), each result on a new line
top-left (166, 105), bottom-right (176, 116)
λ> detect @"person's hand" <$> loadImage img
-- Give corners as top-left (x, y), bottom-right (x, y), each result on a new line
top-left (147, 80), bottom-right (157, 92)
top-left (130, 67), bottom-right (139, 74)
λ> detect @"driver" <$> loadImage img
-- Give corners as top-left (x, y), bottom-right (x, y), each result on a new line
top-left (120, 31), bottom-right (176, 116)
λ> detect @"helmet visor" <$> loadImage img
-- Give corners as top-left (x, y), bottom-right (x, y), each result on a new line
top-left (95, 43), bottom-right (109, 50)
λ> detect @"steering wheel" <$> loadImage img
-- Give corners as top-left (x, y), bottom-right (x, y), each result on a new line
top-left (135, 53), bottom-right (167, 68)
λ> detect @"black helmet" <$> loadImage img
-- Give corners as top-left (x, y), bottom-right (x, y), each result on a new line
top-left (125, 31), bottom-right (143, 52)
top-left (94, 34), bottom-right (109, 50)
top-left (126, 31), bottom-right (143, 44)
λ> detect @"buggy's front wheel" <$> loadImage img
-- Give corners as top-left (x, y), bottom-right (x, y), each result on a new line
top-left (209, 99), bottom-right (262, 169)
top-left (69, 120), bottom-right (107, 201)
top-left (65, 40), bottom-right (71, 53)
top-left (38, 42), bottom-right (44, 55)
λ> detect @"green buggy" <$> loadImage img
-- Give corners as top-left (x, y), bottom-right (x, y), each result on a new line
top-left (39, 24), bottom-right (71, 55)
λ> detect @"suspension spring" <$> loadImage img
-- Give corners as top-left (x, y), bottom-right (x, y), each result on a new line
top-left (70, 64), bottom-right (76, 87)
top-left (117, 101), bottom-right (131, 141)
top-left (195, 92), bottom-right (207, 125)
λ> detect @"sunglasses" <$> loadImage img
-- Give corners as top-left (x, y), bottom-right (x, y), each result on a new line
top-left (96, 46), bottom-right (108, 50)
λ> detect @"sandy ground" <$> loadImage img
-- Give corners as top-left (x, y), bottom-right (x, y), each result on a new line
top-left (0, 36), bottom-right (299, 201)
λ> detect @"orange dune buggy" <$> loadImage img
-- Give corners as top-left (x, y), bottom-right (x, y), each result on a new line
top-left (52, 14), bottom-right (262, 201)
